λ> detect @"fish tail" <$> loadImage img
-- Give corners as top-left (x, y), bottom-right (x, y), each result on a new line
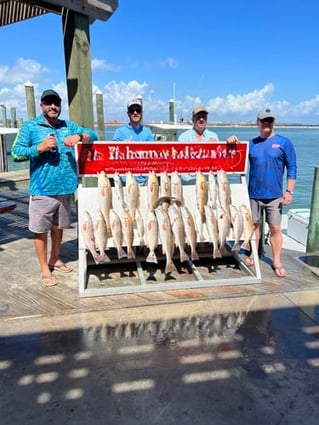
top-left (241, 241), bottom-right (250, 251)
top-left (232, 241), bottom-right (241, 252)
top-left (146, 251), bottom-right (158, 264)
top-left (165, 260), bottom-right (177, 274)
top-left (191, 249), bottom-right (200, 261)
top-left (117, 247), bottom-right (128, 259)
top-left (127, 247), bottom-right (136, 259)
top-left (179, 250), bottom-right (190, 263)
top-left (97, 254), bottom-right (111, 263)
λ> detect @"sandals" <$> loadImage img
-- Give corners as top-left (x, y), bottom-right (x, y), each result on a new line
top-left (49, 262), bottom-right (73, 273)
top-left (271, 265), bottom-right (286, 278)
top-left (41, 274), bottom-right (58, 287)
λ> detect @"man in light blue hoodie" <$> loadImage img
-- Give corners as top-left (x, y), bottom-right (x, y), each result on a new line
top-left (12, 89), bottom-right (97, 286)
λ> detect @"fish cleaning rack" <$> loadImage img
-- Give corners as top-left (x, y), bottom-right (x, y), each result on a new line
top-left (76, 141), bottom-right (261, 297)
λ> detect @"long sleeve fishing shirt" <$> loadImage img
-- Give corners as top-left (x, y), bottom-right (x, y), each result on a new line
top-left (11, 114), bottom-right (97, 196)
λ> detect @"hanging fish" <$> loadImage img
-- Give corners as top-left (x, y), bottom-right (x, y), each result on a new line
top-left (239, 204), bottom-right (255, 251)
top-left (217, 169), bottom-right (231, 219)
top-left (196, 171), bottom-right (208, 223)
top-left (126, 172), bottom-right (140, 220)
top-left (230, 204), bottom-right (244, 252)
top-left (171, 171), bottom-right (184, 204)
top-left (216, 205), bottom-right (231, 253)
top-left (168, 204), bottom-right (189, 263)
top-left (109, 209), bottom-right (127, 259)
top-left (147, 171), bottom-right (159, 211)
top-left (81, 210), bottom-right (103, 264)
top-left (120, 209), bottom-right (135, 259)
top-left (94, 208), bottom-right (111, 263)
top-left (98, 170), bottom-right (112, 237)
top-left (204, 204), bottom-right (222, 259)
top-left (155, 205), bottom-right (177, 274)
top-left (208, 171), bottom-right (218, 208)
top-left (113, 172), bottom-right (127, 209)
top-left (145, 209), bottom-right (159, 263)
top-left (160, 171), bottom-right (171, 197)
top-left (180, 205), bottom-right (199, 261)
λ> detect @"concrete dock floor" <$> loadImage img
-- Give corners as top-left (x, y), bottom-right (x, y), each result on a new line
top-left (0, 183), bottom-right (319, 425)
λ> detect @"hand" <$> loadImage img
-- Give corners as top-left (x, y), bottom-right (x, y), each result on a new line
top-left (64, 134), bottom-right (81, 147)
top-left (226, 135), bottom-right (239, 144)
top-left (283, 191), bottom-right (293, 205)
top-left (39, 134), bottom-right (57, 153)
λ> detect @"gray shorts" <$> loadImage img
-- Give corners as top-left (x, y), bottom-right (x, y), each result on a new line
top-left (29, 195), bottom-right (72, 233)
top-left (250, 198), bottom-right (282, 226)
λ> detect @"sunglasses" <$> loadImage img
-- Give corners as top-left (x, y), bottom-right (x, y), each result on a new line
top-left (128, 107), bottom-right (142, 114)
top-left (260, 118), bottom-right (274, 123)
top-left (42, 98), bottom-right (61, 107)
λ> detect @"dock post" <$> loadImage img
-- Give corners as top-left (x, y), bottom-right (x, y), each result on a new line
top-left (0, 104), bottom-right (7, 127)
top-left (10, 107), bottom-right (17, 128)
top-left (96, 90), bottom-right (105, 141)
top-left (24, 82), bottom-right (36, 119)
top-left (169, 99), bottom-right (175, 123)
top-left (306, 165), bottom-right (319, 253)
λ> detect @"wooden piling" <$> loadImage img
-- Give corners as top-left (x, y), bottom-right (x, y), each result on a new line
top-left (96, 90), bottom-right (105, 140)
top-left (24, 82), bottom-right (36, 119)
top-left (306, 165), bottom-right (319, 253)
top-left (0, 105), bottom-right (7, 127)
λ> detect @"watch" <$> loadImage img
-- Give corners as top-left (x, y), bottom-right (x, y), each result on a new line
top-left (77, 133), bottom-right (83, 142)
top-left (286, 189), bottom-right (294, 195)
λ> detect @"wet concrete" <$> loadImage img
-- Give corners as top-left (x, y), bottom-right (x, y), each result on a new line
top-left (1, 183), bottom-right (319, 424)
top-left (1, 293), bottom-right (319, 425)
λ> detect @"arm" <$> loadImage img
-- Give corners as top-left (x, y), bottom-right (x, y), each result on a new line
top-left (64, 124), bottom-right (97, 147)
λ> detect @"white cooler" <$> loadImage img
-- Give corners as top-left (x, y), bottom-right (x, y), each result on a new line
top-left (287, 208), bottom-right (310, 246)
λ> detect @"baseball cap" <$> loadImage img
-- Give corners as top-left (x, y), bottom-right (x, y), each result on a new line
top-left (41, 89), bottom-right (61, 102)
top-left (127, 98), bottom-right (142, 109)
top-left (257, 107), bottom-right (275, 120)
top-left (192, 105), bottom-right (208, 116)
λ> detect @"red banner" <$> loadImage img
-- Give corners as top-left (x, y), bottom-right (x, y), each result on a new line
top-left (76, 141), bottom-right (248, 176)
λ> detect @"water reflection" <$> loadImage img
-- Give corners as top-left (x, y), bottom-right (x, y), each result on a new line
top-left (83, 311), bottom-right (249, 348)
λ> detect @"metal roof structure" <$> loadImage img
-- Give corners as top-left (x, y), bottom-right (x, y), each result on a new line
top-left (0, 0), bottom-right (117, 26)
top-left (0, 0), bottom-right (118, 130)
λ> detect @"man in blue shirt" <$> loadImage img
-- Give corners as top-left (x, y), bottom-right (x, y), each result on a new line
top-left (178, 106), bottom-right (219, 183)
top-left (113, 98), bottom-right (154, 142)
top-left (227, 107), bottom-right (297, 277)
top-left (178, 106), bottom-right (219, 142)
top-left (113, 98), bottom-right (154, 184)
top-left (12, 89), bottom-right (97, 286)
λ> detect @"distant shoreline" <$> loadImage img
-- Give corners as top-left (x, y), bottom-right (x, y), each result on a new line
top-left (103, 122), bottom-right (319, 129)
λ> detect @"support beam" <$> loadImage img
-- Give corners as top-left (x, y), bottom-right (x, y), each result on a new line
top-left (62, 9), bottom-right (94, 129)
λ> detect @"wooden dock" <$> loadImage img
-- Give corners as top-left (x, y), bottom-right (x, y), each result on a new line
top-left (0, 186), bottom-right (318, 331)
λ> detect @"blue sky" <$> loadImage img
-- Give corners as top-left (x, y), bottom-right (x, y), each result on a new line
top-left (1, 0), bottom-right (319, 124)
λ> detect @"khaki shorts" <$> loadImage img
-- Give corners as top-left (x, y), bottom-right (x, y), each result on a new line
top-left (29, 195), bottom-right (72, 233)
top-left (250, 198), bottom-right (282, 226)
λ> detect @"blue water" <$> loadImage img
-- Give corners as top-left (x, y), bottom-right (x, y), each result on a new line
top-left (7, 125), bottom-right (319, 210)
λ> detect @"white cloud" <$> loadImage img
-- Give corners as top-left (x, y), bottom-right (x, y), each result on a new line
top-left (206, 83), bottom-right (275, 116)
top-left (0, 58), bottom-right (48, 85)
top-left (91, 58), bottom-right (121, 72)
